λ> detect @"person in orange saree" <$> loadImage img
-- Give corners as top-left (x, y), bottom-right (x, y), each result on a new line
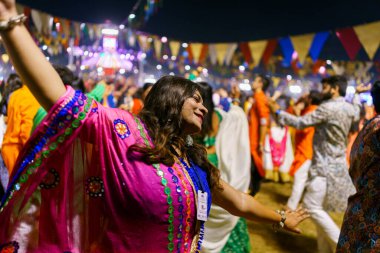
top-left (248, 74), bottom-right (271, 194)
top-left (286, 91), bottom-right (322, 210)
top-left (1, 74), bottom-right (40, 174)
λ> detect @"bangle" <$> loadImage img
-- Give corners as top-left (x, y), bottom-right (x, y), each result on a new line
top-left (272, 210), bottom-right (286, 232)
top-left (275, 109), bottom-right (282, 115)
top-left (232, 98), bottom-right (240, 104)
top-left (0, 14), bottom-right (27, 31)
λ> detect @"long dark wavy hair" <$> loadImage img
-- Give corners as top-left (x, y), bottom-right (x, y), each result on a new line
top-left (129, 76), bottom-right (221, 192)
top-left (197, 82), bottom-right (214, 139)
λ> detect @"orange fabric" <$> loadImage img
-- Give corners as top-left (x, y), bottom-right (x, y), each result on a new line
top-left (346, 118), bottom-right (365, 166)
top-left (248, 90), bottom-right (270, 177)
top-left (1, 144), bottom-right (22, 174)
top-left (285, 106), bottom-right (297, 150)
top-left (131, 98), bottom-right (143, 115)
top-left (1, 85), bottom-right (40, 173)
top-left (346, 131), bottom-right (358, 166)
top-left (288, 105), bottom-right (317, 176)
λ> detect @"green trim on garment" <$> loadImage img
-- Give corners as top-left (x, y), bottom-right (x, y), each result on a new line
top-left (31, 82), bottom-right (106, 134)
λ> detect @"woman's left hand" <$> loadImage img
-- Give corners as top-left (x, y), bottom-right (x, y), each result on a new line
top-left (283, 207), bottom-right (310, 234)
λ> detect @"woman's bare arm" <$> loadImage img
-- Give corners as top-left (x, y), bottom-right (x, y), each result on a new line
top-left (0, 1), bottom-right (66, 111)
top-left (213, 179), bottom-right (309, 233)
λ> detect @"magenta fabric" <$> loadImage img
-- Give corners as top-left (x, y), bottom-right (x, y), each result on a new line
top-left (0, 87), bottom-right (199, 252)
top-left (269, 127), bottom-right (288, 167)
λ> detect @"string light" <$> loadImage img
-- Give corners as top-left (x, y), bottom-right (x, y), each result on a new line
top-left (289, 85), bottom-right (302, 94)
top-left (319, 66), bottom-right (326, 74)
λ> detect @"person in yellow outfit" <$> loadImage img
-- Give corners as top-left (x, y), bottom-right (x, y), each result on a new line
top-left (1, 73), bottom-right (40, 174)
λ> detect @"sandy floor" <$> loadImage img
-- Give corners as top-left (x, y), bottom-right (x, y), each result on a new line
top-left (248, 181), bottom-right (345, 253)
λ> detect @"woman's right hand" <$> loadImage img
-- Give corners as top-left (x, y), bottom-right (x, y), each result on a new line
top-left (0, 0), bottom-right (17, 21)
top-left (283, 207), bottom-right (310, 234)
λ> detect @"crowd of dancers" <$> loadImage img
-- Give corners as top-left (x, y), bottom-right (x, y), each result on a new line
top-left (0, 0), bottom-right (379, 252)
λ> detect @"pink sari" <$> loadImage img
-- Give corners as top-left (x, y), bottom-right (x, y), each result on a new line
top-left (0, 87), bottom-right (202, 253)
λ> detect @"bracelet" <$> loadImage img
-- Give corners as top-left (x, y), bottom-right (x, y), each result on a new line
top-left (275, 109), bottom-right (282, 116)
top-left (232, 98), bottom-right (240, 104)
top-left (0, 14), bottom-right (27, 31)
top-left (272, 210), bottom-right (286, 232)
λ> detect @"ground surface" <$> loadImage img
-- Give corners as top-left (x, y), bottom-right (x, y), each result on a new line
top-left (248, 181), bottom-right (344, 253)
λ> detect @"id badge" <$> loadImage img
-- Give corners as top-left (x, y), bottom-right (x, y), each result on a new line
top-left (197, 190), bottom-right (208, 221)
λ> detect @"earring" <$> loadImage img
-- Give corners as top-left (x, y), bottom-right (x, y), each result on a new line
top-left (186, 135), bottom-right (194, 147)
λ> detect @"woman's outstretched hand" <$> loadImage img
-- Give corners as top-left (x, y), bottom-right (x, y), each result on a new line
top-left (283, 207), bottom-right (310, 234)
top-left (0, 0), bottom-right (17, 21)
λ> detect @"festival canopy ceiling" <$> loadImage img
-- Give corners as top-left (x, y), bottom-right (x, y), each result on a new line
top-left (17, 0), bottom-right (380, 43)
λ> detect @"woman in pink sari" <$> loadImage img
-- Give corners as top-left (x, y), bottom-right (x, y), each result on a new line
top-left (0, 1), bottom-right (308, 252)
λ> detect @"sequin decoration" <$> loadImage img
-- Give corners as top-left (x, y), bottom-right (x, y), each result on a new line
top-left (85, 177), bottom-right (105, 198)
top-left (168, 167), bottom-right (185, 252)
top-left (91, 102), bottom-right (99, 113)
top-left (173, 163), bottom-right (193, 251)
top-left (0, 91), bottom-right (93, 212)
top-left (179, 159), bottom-right (210, 252)
top-left (134, 116), bottom-right (175, 252)
top-left (39, 168), bottom-right (60, 189)
top-left (0, 241), bottom-right (19, 253)
top-left (113, 119), bottom-right (131, 139)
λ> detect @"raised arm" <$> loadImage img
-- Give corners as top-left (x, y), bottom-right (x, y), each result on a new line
top-left (213, 180), bottom-right (309, 234)
top-left (275, 107), bottom-right (328, 129)
top-left (0, 0), bottom-right (66, 111)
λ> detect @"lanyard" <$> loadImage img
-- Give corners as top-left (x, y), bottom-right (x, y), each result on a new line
top-left (189, 160), bottom-right (207, 193)
top-left (179, 157), bottom-right (205, 193)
